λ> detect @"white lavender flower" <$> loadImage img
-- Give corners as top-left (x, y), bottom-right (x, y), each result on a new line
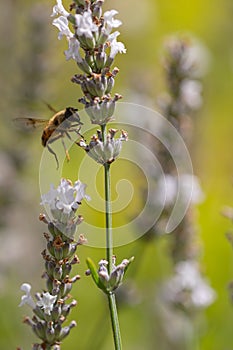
top-left (103, 10), bottom-right (122, 36)
top-left (161, 261), bottom-right (216, 309)
top-left (41, 178), bottom-right (90, 215)
top-left (52, 16), bottom-right (73, 40)
top-left (74, 180), bottom-right (90, 203)
top-left (51, 0), bottom-right (69, 18)
top-left (64, 37), bottom-right (82, 62)
top-left (180, 79), bottom-right (203, 110)
top-left (19, 283), bottom-right (36, 309)
top-left (155, 174), bottom-right (204, 209)
top-left (75, 11), bottom-right (98, 39)
top-left (36, 292), bottom-right (57, 315)
top-left (181, 41), bottom-right (210, 78)
top-left (108, 31), bottom-right (126, 59)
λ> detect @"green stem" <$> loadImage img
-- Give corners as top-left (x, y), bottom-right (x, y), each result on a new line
top-left (108, 292), bottom-right (122, 350)
top-left (101, 124), bottom-right (122, 350)
top-left (104, 161), bottom-right (113, 273)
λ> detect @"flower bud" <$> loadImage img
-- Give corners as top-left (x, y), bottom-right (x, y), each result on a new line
top-left (105, 76), bottom-right (115, 94)
top-left (32, 321), bottom-right (46, 340)
top-left (53, 266), bottom-right (63, 279)
top-left (77, 59), bottom-right (93, 75)
top-left (33, 306), bottom-right (46, 320)
top-left (62, 262), bottom-right (72, 278)
top-left (45, 322), bottom-right (56, 343)
top-left (46, 277), bottom-right (53, 294)
top-left (51, 303), bottom-right (62, 322)
top-left (54, 322), bottom-right (62, 338)
top-left (54, 246), bottom-right (64, 261)
top-left (92, 0), bottom-right (104, 18)
top-left (47, 241), bottom-right (55, 257)
top-left (45, 260), bottom-right (56, 279)
top-left (48, 222), bottom-right (56, 237)
top-left (95, 50), bottom-right (106, 70)
top-left (58, 321), bottom-right (77, 341)
top-left (59, 282), bottom-right (72, 298)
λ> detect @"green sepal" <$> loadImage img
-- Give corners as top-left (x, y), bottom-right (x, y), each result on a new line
top-left (86, 257), bottom-right (107, 292)
top-left (123, 256), bottom-right (134, 275)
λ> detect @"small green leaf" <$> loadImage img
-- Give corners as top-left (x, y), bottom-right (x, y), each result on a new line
top-left (86, 257), bottom-right (99, 284)
top-left (124, 256), bottom-right (134, 275)
top-left (86, 257), bottom-right (106, 292)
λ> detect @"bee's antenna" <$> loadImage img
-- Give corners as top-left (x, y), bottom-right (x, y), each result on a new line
top-left (42, 100), bottom-right (58, 114)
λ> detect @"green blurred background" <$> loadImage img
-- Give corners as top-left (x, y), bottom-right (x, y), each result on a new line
top-left (0, 0), bottom-right (233, 349)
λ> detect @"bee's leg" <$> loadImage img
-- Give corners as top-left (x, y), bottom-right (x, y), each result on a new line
top-left (64, 130), bottom-right (72, 141)
top-left (61, 137), bottom-right (70, 162)
top-left (48, 132), bottom-right (70, 163)
top-left (68, 126), bottom-right (83, 138)
top-left (46, 144), bottom-right (59, 169)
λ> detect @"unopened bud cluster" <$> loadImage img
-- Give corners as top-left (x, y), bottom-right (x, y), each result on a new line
top-left (86, 256), bottom-right (134, 294)
top-left (78, 128), bottom-right (128, 164)
top-left (19, 179), bottom-right (89, 349)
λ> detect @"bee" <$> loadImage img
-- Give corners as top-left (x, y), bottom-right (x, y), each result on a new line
top-left (14, 106), bottom-right (83, 168)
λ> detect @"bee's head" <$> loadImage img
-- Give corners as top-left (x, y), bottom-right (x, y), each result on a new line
top-left (65, 107), bottom-right (78, 119)
top-left (65, 107), bottom-right (82, 125)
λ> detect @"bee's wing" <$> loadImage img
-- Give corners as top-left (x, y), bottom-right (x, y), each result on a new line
top-left (13, 117), bottom-right (48, 131)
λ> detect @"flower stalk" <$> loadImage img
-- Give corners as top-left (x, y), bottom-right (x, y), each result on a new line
top-left (18, 0), bottom-right (133, 348)
top-left (101, 123), bottom-right (113, 274)
top-left (101, 121), bottom-right (121, 349)
top-left (104, 162), bottom-right (113, 272)
top-left (19, 179), bottom-right (89, 350)
top-left (108, 292), bottom-right (122, 350)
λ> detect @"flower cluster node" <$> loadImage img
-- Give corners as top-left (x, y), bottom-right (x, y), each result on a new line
top-left (79, 93), bottom-right (122, 125)
top-left (19, 280), bottom-right (78, 346)
top-left (71, 67), bottom-right (120, 102)
top-left (41, 178), bottom-right (90, 239)
top-left (78, 128), bottom-right (128, 164)
top-left (19, 178), bottom-right (89, 348)
top-left (52, 0), bottom-right (126, 133)
top-left (86, 256), bottom-right (134, 293)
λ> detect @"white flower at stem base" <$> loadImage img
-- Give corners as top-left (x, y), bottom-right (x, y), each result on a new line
top-left (51, 0), bottom-right (69, 18)
top-left (19, 283), bottom-right (36, 309)
top-left (36, 292), bottom-right (57, 315)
